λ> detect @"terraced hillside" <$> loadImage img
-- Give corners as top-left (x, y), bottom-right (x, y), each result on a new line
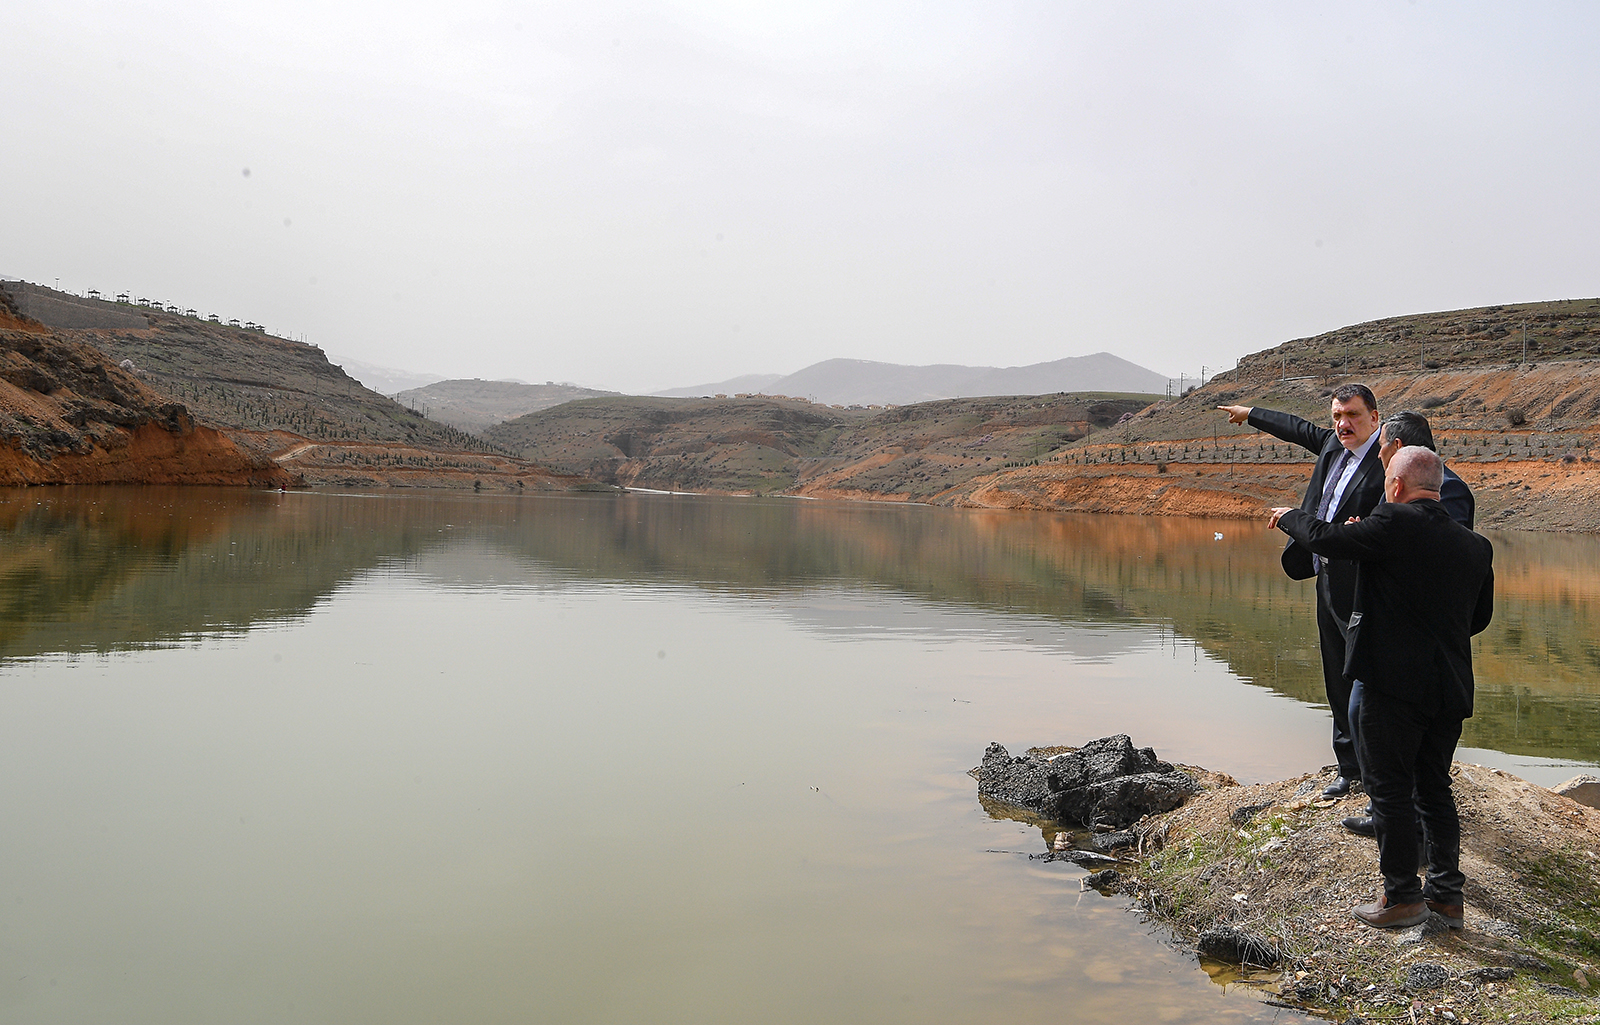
top-left (484, 392), bottom-right (1155, 497)
top-left (49, 307), bottom-right (581, 491)
top-left (951, 298), bottom-right (1600, 530)
top-left (0, 293), bottom-right (287, 486)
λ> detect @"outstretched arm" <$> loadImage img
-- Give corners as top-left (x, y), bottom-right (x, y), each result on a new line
top-left (1272, 507), bottom-right (1390, 560)
top-left (1234, 406), bottom-right (1334, 455)
top-left (1218, 404), bottom-right (1252, 424)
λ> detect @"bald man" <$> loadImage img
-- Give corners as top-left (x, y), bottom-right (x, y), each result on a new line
top-left (1340, 409), bottom-right (1478, 838)
top-left (1269, 447), bottom-right (1494, 930)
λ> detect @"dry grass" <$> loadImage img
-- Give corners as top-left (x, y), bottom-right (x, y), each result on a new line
top-left (1123, 764), bottom-right (1600, 1021)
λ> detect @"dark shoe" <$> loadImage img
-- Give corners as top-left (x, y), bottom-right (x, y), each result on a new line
top-left (1341, 815), bottom-right (1376, 837)
top-left (1425, 899), bottom-right (1464, 930)
top-left (1352, 895), bottom-right (1428, 929)
top-left (1321, 775), bottom-right (1354, 799)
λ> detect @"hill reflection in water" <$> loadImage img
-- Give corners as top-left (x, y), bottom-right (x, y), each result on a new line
top-left (2, 486), bottom-right (1596, 765)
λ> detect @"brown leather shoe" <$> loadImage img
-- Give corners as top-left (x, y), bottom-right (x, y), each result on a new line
top-left (1425, 899), bottom-right (1464, 929)
top-left (1352, 894), bottom-right (1428, 929)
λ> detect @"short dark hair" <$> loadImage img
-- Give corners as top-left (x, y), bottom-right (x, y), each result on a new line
top-left (1330, 383), bottom-right (1378, 414)
top-left (1380, 411), bottom-right (1436, 451)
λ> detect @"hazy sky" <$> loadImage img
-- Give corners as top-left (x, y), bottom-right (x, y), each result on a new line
top-left (5, 2), bottom-right (1597, 393)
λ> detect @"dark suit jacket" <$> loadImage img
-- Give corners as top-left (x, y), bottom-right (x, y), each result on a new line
top-left (1247, 407), bottom-right (1386, 613)
top-left (1440, 465), bottom-right (1474, 529)
top-left (1277, 499), bottom-right (1494, 717)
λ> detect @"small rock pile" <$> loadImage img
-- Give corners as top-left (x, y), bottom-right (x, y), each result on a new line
top-left (973, 734), bottom-right (1201, 829)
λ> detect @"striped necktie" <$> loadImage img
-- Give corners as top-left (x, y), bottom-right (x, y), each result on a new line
top-left (1317, 449), bottom-right (1352, 522)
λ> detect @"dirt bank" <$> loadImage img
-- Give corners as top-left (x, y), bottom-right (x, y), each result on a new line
top-left (245, 433), bottom-right (591, 492)
top-left (0, 420), bottom-right (286, 487)
top-left (1106, 762), bottom-right (1600, 1021)
top-left (0, 320), bottom-right (289, 487)
top-left (936, 457), bottom-right (1600, 532)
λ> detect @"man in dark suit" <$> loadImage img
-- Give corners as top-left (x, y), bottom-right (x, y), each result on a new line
top-left (1378, 411), bottom-right (1474, 529)
top-left (1269, 447), bottom-right (1494, 929)
top-left (1219, 384), bottom-right (1386, 797)
top-left (1341, 409), bottom-right (1477, 837)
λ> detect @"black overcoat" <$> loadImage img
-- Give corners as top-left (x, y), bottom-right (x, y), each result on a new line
top-left (1277, 499), bottom-right (1494, 717)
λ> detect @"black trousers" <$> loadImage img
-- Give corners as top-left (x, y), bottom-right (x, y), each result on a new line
top-left (1354, 683), bottom-right (1465, 906)
top-left (1316, 572), bottom-right (1359, 779)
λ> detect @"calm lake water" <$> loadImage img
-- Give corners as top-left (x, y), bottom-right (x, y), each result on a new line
top-left (2, 486), bottom-right (1596, 1024)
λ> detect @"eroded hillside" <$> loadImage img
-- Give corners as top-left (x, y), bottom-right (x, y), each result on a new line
top-left (0, 298), bottom-right (288, 486)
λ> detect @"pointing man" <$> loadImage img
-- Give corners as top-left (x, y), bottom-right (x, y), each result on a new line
top-left (1219, 385), bottom-right (1385, 797)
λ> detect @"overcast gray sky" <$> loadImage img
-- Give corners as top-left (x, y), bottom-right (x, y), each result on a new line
top-left (4, 2), bottom-right (1597, 393)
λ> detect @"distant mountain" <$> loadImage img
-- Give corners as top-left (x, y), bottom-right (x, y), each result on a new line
top-left (333, 357), bottom-right (447, 395)
top-left (657, 353), bottom-right (1170, 406)
top-left (396, 378), bottom-right (623, 434)
top-left (653, 373), bottom-right (785, 398)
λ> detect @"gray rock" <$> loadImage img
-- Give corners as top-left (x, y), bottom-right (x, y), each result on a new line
top-left (1229, 802), bottom-right (1273, 825)
top-left (1405, 963), bottom-right (1448, 991)
top-left (1391, 923), bottom-right (1426, 946)
top-left (977, 736), bottom-right (1200, 828)
top-left (1045, 770), bottom-right (1200, 829)
top-left (1464, 966), bottom-right (1514, 983)
top-left (1031, 849), bottom-right (1119, 867)
top-left (1391, 915), bottom-right (1455, 946)
top-left (973, 742), bottom-right (1056, 809)
top-left (1090, 830), bottom-right (1137, 853)
top-left (1292, 778), bottom-right (1325, 798)
top-left (1553, 774), bottom-right (1600, 809)
top-left (1479, 918), bottom-right (1523, 940)
top-left (1083, 868), bottom-right (1121, 890)
top-left (1540, 983), bottom-right (1589, 999)
top-left (1196, 926), bottom-right (1279, 967)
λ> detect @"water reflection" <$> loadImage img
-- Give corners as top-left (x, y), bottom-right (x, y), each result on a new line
top-left (4, 486), bottom-right (1597, 1024)
top-left (3, 487), bottom-right (1595, 765)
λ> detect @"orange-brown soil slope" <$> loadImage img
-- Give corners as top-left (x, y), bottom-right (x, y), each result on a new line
top-left (0, 307), bottom-right (288, 487)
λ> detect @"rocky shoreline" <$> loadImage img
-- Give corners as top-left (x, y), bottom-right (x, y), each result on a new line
top-left (976, 737), bottom-right (1600, 1023)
